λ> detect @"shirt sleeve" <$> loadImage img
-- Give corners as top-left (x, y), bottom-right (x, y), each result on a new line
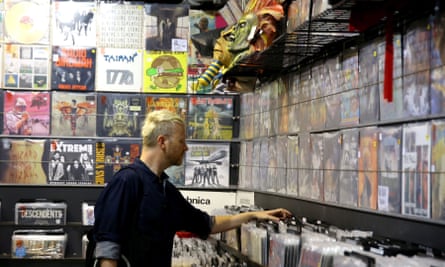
top-left (171, 185), bottom-right (213, 239)
top-left (93, 168), bottom-right (140, 245)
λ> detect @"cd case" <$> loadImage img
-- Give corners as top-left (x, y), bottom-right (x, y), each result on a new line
top-left (15, 201), bottom-right (67, 225)
top-left (82, 202), bottom-right (95, 226)
top-left (11, 229), bottom-right (67, 259)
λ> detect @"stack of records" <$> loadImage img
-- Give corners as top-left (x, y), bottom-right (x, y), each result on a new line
top-left (11, 228), bottom-right (67, 259)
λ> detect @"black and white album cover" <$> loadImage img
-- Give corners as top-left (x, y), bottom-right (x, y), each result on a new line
top-left (46, 139), bottom-right (95, 185)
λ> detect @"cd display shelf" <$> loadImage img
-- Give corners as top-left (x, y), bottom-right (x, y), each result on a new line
top-left (225, 0), bottom-right (445, 262)
top-left (223, 0), bottom-right (436, 83)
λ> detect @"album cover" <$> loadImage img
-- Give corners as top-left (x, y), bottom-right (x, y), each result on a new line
top-left (266, 137), bottom-right (277, 192)
top-left (310, 133), bottom-right (324, 201)
top-left (3, 90), bottom-right (50, 136)
top-left (51, 0), bottom-right (96, 47)
top-left (243, 141), bottom-right (253, 189)
top-left (95, 48), bottom-right (143, 92)
top-left (323, 131), bottom-right (341, 203)
top-left (340, 89), bottom-right (359, 127)
top-left (359, 39), bottom-right (379, 88)
top-left (359, 84), bottom-right (379, 124)
top-left (299, 101), bottom-right (311, 132)
top-left (251, 138), bottom-right (261, 191)
top-left (326, 55), bottom-right (343, 95)
top-left (97, 1), bottom-right (144, 49)
top-left (377, 34), bottom-right (403, 82)
top-left (15, 201), bottom-right (67, 225)
top-left (288, 103), bottom-right (300, 134)
top-left (46, 139), bottom-right (95, 185)
top-left (187, 95), bottom-right (234, 140)
top-left (12, 229), bottom-right (67, 259)
top-left (81, 202), bottom-right (95, 226)
top-left (402, 122), bottom-right (431, 218)
top-left (430, 65), bottom-right (445, 115)
top-left (51, 91), bottom-right (96, 137)
top-left (268, 83), bottom-right (279, 137)
top-left (378, 126), bottom-right (402, 213)
top-left (286, 0), bottom-right (301, 33)
top-left (431, 120), bottom-right (445, 221)
top-left (278, 80), bottom-right (289, 135)
top-left (275, 136), bottom-right (288, 194)
top-left (184, 142), bottom-right (230, 188)
top-left (310, 62), bottom-right (324, 99)
top-left (288, 72), bottom-right (300, 105)
top-left (259, 138), bottom-right (269, 192)
top-left (240, 92), bottom-right (254, 139)
top-left (143, 50), bottom-right (187, 93)
top-left (144, 3), bottom-right (189, 52)
top-left (259, 87), bottom-right (271, 137)
top-left (358, 127), bottom-right (379, 210)
top-left (403, 17), bottom-right (431, 75)
top-left (299, 69), bottom-right (311, 102)
top-left (96, 93), bottom-right (144, 137)
top-left (431, 10), bottom-right (445, 68)
top-left (310, 98), bottom-right (326, 131)
top-left (51, 46), bottom-right (96, 91)
top-left (189, 9), bottom-right (227, 65)
top-left (325, 93), bottom-right (341, 129)
top-left (286, 135), bottom-right (299, 196)
top-left (97, 139), bottom-right (142, 184)
top-left (339, 128), bottom-right (359, 207)
top-left (403, 71), bottom-right (430, 117)
top-left (298, 133), bottom-right (311, 199)
top-left (379, 78), bottom-right (404, 121)
top-left (144, 94), bottom-right (188, 121)
top-left (0, 138), bottom-right (47, 184)
top-left (342, 48), bottom-right (359, 91)
top-left (3, 44), bottom-right (51, 90)
top-left (4, 0), bottom-right (50, 44)
top-left (238, 141), bottom-right (247, 189)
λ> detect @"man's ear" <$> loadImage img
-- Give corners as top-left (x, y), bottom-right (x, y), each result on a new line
top-left (157, 135), bottom-right (167, 147)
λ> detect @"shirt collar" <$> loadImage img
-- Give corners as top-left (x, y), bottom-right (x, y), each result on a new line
top-left (134, 158), bottom-right (169, 183)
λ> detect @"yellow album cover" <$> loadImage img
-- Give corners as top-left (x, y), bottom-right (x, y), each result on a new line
top-left (143, 50), bottom-right (187, 93)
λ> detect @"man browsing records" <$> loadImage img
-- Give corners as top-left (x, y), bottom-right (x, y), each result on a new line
top-left (92, 109), bottom-right (292, 267)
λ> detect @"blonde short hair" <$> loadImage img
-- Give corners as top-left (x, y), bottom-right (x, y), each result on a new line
top-left (141, 109), bottom-right (185, 147)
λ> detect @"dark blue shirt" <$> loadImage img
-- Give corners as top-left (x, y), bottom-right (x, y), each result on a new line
top-left (93, 158), bottom-right (213, 267)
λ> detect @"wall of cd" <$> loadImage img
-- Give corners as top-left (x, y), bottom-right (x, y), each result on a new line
top-left (237, 5), bottom-right (445, 255)
top-left (0, 0), bottom-right (244, 264)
